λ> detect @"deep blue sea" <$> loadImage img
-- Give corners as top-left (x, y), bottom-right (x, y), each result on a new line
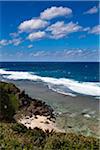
top-left (0, 62), bottom-right (100, 97)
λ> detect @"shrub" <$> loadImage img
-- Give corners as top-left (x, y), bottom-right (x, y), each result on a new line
top-left (27, 127), bottom-right (46, 147)
top-left (12, 123), bottom-right (28, 133)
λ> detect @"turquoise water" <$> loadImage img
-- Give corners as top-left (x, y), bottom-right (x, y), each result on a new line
top-left (0, 62), bottom-right (99, 82)
top-left (0, 62), bottom-right (100, 97)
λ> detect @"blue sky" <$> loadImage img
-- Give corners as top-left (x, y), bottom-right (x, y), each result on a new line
top-left (0, 1), bottom-right (99, 61)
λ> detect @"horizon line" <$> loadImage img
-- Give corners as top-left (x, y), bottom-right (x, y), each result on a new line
top-left (0, 61), bottom-right (99, 63)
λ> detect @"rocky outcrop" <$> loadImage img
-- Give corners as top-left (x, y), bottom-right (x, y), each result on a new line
top-left (0, 81), bottom-right (54, 122)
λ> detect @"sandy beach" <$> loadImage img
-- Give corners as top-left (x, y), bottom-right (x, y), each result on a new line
top-left (18, 115), bottom-right (64, 132)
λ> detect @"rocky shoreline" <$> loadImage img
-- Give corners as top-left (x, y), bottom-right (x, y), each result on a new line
top-left (0, 81), bottom-right (99, 149)
top-left (0, 81), bottom-right (60, 131)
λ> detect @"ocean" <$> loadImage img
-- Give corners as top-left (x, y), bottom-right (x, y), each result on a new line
top-left (0, 62), bottom-right (100, 98)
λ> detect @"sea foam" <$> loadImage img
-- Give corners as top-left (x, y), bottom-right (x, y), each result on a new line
top-left (0, 69), bottom-right (100, 97)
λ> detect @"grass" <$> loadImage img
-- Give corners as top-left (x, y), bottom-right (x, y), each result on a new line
top-left (0, 122), bottom-right (99, 150)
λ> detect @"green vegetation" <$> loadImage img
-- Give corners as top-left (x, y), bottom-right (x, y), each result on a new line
top-left (0, 81), bottom-right (53, 122)
top-left (0, 122), bottom-right (99, 150)
top-left (0, 83), bottom-right (20, 121)
top-left (0, 81), bottom-right (99, 149)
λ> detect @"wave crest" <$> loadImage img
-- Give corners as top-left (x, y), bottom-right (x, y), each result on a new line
top-left (0, 69), bottom-right (100, 97)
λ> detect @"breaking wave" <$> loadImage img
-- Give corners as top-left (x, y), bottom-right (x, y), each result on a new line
top-left (0, 69), bottom-right (100, 97)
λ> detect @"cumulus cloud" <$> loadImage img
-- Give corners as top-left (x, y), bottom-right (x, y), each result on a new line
top-left (28, 44), bottom-right (33, 48)
top-left (89, 25), bottom-right (100, 34)
top-left (0, 38), bottom-right (22, 47)
top-left (0, 39), bottom-right (9, 46)
top-left (46, 21), bottom-right (82, 39)
top-left (18, 18), bottom-right (48, 32)
top-left (27, 31), bottom-right (46, 41)
top-left (40, 6), bottom-right (72, 20)
top-left (84, 6), bottom-right (98, 14)
top-left (9, 38), bottom-right (22, 46)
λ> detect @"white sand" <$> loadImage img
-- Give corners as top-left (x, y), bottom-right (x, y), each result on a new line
top-left (19, 115), bottom-right (64, 132)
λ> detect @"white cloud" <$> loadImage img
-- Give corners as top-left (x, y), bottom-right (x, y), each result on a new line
top-left (30, 51), bottom-right (47, 57)
top-left (40, 6), bottom-right (72, 20)
top-left (28, 44), bottom-right (33, 48)
top-left (52, 49), bottom-right (98, 61)
top-left (18, 18), bottom-right (48, 32)
top-left (84, 6), bottom-right (98, 14)
top-left (0, 39), bottom-right (9, 46)
top-left (89, 25), bottom-right (100, 34)
top-left (9, 38), bottom-right (22, 46)
top-left (0, 38), bottom-right (22, 47)
top-left (28, 49), bottom-right (98, 61)
top-left (46, 21), bottom-right (82, 39)
top-left (83, 27), bottom-right (90, 32)
top-left (27, 31), bottom-right (46, 41)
